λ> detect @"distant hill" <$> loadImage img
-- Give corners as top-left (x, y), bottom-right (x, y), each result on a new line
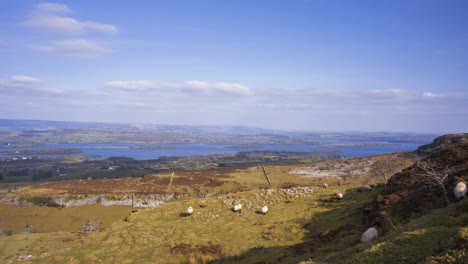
top-left (0, 119), bottom-right (277, 134)
top-left (415, 133), bottom-right (468, 156)
top-left (0, 119), bottom-right (440, 145)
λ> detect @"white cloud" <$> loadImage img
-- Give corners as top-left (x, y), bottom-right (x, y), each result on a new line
top-left (365, 89), bottom-right (461, 102)
top-left (10, 75), bottom-right (43, 83)
top-left (252, 88), bottom-right (465, 113)
top-left (83, 21), bottom-right (119, 35)
top-left (0, 75), bottom-right (61, 95)
top-left (106, 80), bottom-right (254, 96)
top-left (21, 2), bottom-right (118, 35)
top-left (32, 39), bottom-right (112, 58)
top-left (105, 80), bottom-right (178, 92)
top-left (422, 92), bottom-right (444, 98)
top-left (368, 89), bottom-right (405, 94)
top-left (36, 2), bottom-right (72, 14)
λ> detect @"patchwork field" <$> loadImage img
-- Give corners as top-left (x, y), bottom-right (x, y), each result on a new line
top-left (11, 153), bottom-right (409, 198)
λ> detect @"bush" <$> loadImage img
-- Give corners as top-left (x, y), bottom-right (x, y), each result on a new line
top-left (278, 182), bottom-right (299, 189)
top-left (24, 196), bottom-right (54, 206)
top-left (216, 181), bottom-right (249, 194)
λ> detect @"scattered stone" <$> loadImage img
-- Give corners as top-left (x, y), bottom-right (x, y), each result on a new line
top-left (18, 224), bottom-right (33, 234)
top-left (80, 219), bottom-right (101, 232)
top-left (17, 255), bottom-right (33, 261)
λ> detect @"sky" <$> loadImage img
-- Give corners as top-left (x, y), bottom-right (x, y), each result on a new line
top-left (0, 0), bottom-right (467, 133)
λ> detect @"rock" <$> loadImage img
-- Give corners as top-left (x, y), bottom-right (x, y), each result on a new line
top-left (80, 219), bottom-right (101, 232)
top-left (17, 255), bottom-right (33, 261)
top-left (18, 224), bottom-right (33, 234)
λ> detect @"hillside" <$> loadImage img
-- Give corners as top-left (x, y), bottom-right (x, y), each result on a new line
top-left (415, 133), bottom-right (468, 156)
top-left (0, 137), bottom-right (467, 263)
top-left (366, 142), bottom-right (468, 229)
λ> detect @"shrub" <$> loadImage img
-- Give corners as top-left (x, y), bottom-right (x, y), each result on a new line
top-left (24, 196), bottom-right (54, 206)
top-left (278, 182), bottom-right (299, 189)
top-left (216, 181), bottom-right (248, 194)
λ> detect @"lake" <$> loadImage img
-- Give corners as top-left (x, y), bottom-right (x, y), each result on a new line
top-left (0, 141), bottom-right (422, 160)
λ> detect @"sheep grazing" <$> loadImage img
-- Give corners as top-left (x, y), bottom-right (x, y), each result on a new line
top-left (261, 206), bottom-right (269, 215)
top-left (233, 203), bottom-right (243, 213)
top-left (454, 182), bottom-right (467, 199)
top-left (187, 206), bottom-right (194, 216)
top-left (360, 227), bottom-right (378, 242)
top-left (336, 193), bottom-right (343, 200)
top-left (322, 183), bottom-right (328, 189)
top-left (364, 185), bottom-right (372, 191)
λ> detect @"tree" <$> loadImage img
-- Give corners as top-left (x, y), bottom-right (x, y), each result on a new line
top-left (371, 157), bottom-right (408, 183)
top-left (412, 158), bottom-right (451, 205)
top-left (0, 172), bottom-right (3, 182)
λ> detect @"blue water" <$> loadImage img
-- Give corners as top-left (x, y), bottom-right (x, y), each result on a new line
top-left (0, 142), bottom-right (421, 160)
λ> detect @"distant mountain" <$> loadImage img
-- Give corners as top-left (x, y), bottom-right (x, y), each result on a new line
top-left (0, 119), bottom-right (277, 134)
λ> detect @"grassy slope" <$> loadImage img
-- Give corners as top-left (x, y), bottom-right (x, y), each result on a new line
top-left (0, 185), bottom-right (377, 264)
top-left (0, 204), bottom-right (134, 234)
top-left (1, 152), bottom-right (465, 264)
top-left (324, 199), bottom-right (468, 264)
top-left (3, 187), bottom-right (465, 264)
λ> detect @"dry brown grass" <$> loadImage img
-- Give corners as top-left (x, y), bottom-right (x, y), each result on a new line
top-left (0, 203), bottom-right (133, 233)
top-left (16, 152), bottom-right (409, 199)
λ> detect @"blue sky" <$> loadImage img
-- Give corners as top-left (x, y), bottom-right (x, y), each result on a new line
top-left (0, 0), bottom-right (466, 133)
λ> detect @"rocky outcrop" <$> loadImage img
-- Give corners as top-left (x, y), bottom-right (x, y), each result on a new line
top-left (416, 133), bottom-right (468, 156)
top-left (3, 193), bottom-right (188, 208)
top-left (80, 219), bottom-right (101, 232)
top-left (365, 143), bottom-right (468, 229)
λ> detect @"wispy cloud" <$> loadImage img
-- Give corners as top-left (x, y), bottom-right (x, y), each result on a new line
top-left (31, 39), bottom-right (112, 58)
top-left (36, 2), bottom-right (72, 14)
top-left (10, 75), bottom-right (43, 83)
top-left (21, 2), bottom-right (117, 59)
top-left (21, 2), bottom-right (119, 35)
top-left (106, 80), bottom-right (254, 96)
top-left (0, 75), bottom-right (62, 96)
top-left (2, 73), bottom-right (466, 132)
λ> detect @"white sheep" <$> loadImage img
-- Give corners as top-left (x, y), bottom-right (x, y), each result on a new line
top-left (322, 183), bottom-right (328, 189)
top-left (187, 206), bottom-right (194, 216)
top-left (261, 206), bottom-right (268, 215)
top-left (233, 203), bottom-right (243, 213)
top-left (454, 182), bottom-right (467, 199)
top-left (336, 193), bottom-right (343, 200)
top-left (360, 227), bottom-right (378, 242)
top-left (364, 185), bottom-right (372, 191)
